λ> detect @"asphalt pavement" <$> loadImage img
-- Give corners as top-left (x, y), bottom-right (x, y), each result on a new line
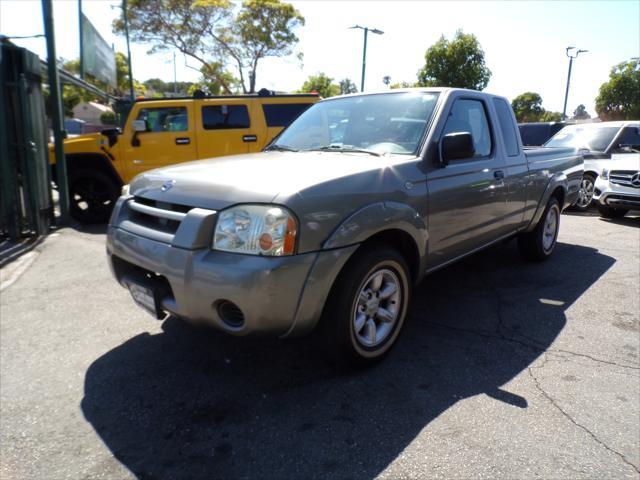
top-left (1, 212), bottom-right (639, 479)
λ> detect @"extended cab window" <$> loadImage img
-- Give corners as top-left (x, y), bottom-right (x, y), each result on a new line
top-left (443, 99), bottom-right (492, 157)
top-left (262, 103), bottom-right (312, 127)
top-left (136, 107), bottom-right (188, 132)
top-left (202, 105), bottom-right (250, 130)
top-left (493, 98), bottom-right (519, 156)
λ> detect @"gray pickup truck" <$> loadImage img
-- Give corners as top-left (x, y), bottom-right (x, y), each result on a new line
top-left (107, 88), bottom-right (583, 365)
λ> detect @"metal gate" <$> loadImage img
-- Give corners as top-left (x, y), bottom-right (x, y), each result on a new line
top-left (0, 42), bottom-right (54, 240)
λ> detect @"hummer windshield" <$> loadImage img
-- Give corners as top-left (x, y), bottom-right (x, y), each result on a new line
top-left (269, 92), bottom-right (440, 156)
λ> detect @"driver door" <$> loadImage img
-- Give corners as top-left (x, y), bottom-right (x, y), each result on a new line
top-left (426, 97), bottom-right (509, 269)
top-left (121, 104), bottom-right (197, 181)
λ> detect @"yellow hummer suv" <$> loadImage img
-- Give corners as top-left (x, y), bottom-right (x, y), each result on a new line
top-left (51, 90), bottom-right (318, 222)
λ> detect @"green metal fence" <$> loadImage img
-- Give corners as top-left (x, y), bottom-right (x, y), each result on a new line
top-left (0, 42), bottom-right (54, 240)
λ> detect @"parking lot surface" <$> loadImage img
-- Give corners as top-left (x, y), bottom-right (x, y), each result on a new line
top-left (1, 213), bottom-right (639, 479)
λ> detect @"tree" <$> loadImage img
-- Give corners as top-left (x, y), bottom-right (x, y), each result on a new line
top-left (339, 78), bottom-right (357, 95)
top-left (43, 86), bottom-right (82, 118)
top-left (511, 92), bottom-right (544, 123)
top-left (417, 30), bottom-right (491, 90)
top-left (511, 92), bottom-right (562, 123)
top-left (595, 59), bottom-right (640, 120)
top-left (62, 53), bottom-right (146, 98)
top-left (390, 81), bottom-right (418, 89)
top-left (540, 111), bottom-right (562, 122)
top-left (572, 104), bottom-right (590, 120)
top-left (113, 0), bottom-right (304, 94)
top-left (299, 73), bottom-right (340, 98)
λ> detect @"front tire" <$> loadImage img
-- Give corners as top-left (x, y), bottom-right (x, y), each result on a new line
top-left (573, 173), bottom-right (596, 212)
top-left (597, 205), bottom-right (629, 218)
top-left (321, 245), bottom-right (411, 366)
top-left (68, 169), bottom-right (119, 224)
top-left (518, 197), bottom-right (561, 261)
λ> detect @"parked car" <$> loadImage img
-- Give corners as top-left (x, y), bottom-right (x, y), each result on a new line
top-left (49, 90), bottom-right (319, 223)
top-left (593, 153), bottom-right (640, 218)
top-left (544, 121), bottom-right (640, 211)
top-left (518, 121), bottom-right (567, 147)
top-left (107, 88), bottom-right (583, 365)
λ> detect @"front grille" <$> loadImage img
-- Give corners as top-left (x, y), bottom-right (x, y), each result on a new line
top-left (610, 170), bottom-right (640, 189)
top-left (127, 196), bottom-right (194, 236)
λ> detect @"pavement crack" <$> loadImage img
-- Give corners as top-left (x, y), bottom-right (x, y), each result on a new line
top-left (426, 321), bottom-right (640, 371)
top-left (528, 361), bottom-right (640, 474)
top-left (547, 349), bottom-right (640, 371)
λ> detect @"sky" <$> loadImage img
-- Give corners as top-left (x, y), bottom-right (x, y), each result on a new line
top-left (1, 0), bottom-right (639, 116)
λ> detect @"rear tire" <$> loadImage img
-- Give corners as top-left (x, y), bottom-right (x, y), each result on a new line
top-left (68, 169), bottom-right (119, 224)
top-left (320, 245), bottom-right (411, 367)
top-left (518, 197), bottom-right (561, 261)
top-left (597, 205), bottom-right (629, 218)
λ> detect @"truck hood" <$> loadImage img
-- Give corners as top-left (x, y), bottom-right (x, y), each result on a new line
top-left (129, 151), bottom-right (410, 210)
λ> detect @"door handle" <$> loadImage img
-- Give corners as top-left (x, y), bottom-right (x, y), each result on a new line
top-left (175, 137), bottom-right (190, 145)
top-left (494, 170), bottom-right (505, 180)
top-left (243, 135), bottom-right (257, 143)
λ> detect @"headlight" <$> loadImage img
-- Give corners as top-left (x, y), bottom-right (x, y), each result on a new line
top-left (121, 184), bottom-right (130, 196)
top-left (601, 168), bottom-right (609, 180)
top-left (213, 205), bottom-right (297, 256)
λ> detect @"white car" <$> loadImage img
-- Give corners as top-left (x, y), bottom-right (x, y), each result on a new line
top-left (544, 121), bottom-right (640, 211)
top-left (593, 154), bottom-right (640, 218)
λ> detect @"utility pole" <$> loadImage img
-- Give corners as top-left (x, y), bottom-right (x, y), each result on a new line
top-left (562, 46), bottom-right (588, 120)
top-left (42, 0), bottom-right (70, 224)
top-left (78, 0), bottom-right (84, 79)
top-left (173, 51), bottom-right (177, 94)
top-left (350, 25), bottom-right (384, 92)
top-left (122, 0), bottom-right (134, 99)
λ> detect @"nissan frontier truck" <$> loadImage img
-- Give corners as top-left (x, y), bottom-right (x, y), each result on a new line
top-left (106, 88), bottom-right (583, 365)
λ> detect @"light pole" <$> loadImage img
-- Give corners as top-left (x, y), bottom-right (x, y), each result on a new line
top-left (350, 25), bottom-right (384, 92)
top-left (122, 0), bottom-right (134, 99)
top-left (562, 46), bottom-right (588, 120)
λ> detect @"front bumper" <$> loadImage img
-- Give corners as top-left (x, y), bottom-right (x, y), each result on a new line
top-left (106, 197), bottom-right (357, 337)
top-left (593, 179), bottom-right (640, 209)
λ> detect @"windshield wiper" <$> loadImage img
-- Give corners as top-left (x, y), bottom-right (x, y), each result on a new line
top-left (309, 145), bottom-right (382, 157)
top-left (264, 144), bottom-right (299, 152)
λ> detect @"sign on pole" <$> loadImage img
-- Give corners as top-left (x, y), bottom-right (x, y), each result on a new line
top-left (80, 13), bottom-right (116, 88)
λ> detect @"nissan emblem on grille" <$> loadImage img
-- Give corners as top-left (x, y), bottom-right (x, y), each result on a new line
top-left (161, 180), bottom-right (176, 192)
top-left (631, 173), bottom-right (640, 187)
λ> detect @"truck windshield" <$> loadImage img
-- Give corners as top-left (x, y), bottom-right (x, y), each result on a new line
top-left (272, 92), bottom-right (440, 156)
top-left (544, 125), bottom-right (620, 152)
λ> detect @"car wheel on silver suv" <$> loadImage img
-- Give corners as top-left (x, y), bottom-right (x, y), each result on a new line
top-left (322, 245), bottom-right (411, 366)
top-left (518, 196), bottom-right (561, 261)
top-left (573, 173), bottom-right (596, 212)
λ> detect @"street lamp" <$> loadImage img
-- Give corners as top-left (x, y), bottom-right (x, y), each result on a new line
top-left (562, 46), bottom-right (588, 120)
top-left (350, 25), bottom-right (384, 92)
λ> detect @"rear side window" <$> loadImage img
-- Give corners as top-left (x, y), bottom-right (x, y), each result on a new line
top-left (493, 98), bottom-right (520, 156)
top-left (262, 103), bottom-right (312, 127)
top-left (443, 99), bottom-right (492, 157)
top-left (202, 105), bottom-right (250, 130)
top-left (136, 107), bottom-right (188, 132)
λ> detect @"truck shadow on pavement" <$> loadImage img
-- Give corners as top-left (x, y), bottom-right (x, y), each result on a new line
top-left (82, 241), bottom-right (614, 479)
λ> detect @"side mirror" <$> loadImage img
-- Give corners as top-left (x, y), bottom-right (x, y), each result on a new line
top-left (131, 120), bottom-right (147, 132)
top-left (440, 132), bottom-right (475, 165)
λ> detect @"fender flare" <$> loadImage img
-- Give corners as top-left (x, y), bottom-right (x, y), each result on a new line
top-left (52, 153), bottom-right (123, 188)
top-left (526, 173), bottom-right (568, 232)
top-left (322, 201), bottom-right (428, 260)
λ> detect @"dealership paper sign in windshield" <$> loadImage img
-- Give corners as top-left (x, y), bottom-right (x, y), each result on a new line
top-left (81, 13), bottom-right (116, 88)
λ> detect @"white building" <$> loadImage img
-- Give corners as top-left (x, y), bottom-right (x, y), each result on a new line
top-left (72, 101), bottom-right (113, 124)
